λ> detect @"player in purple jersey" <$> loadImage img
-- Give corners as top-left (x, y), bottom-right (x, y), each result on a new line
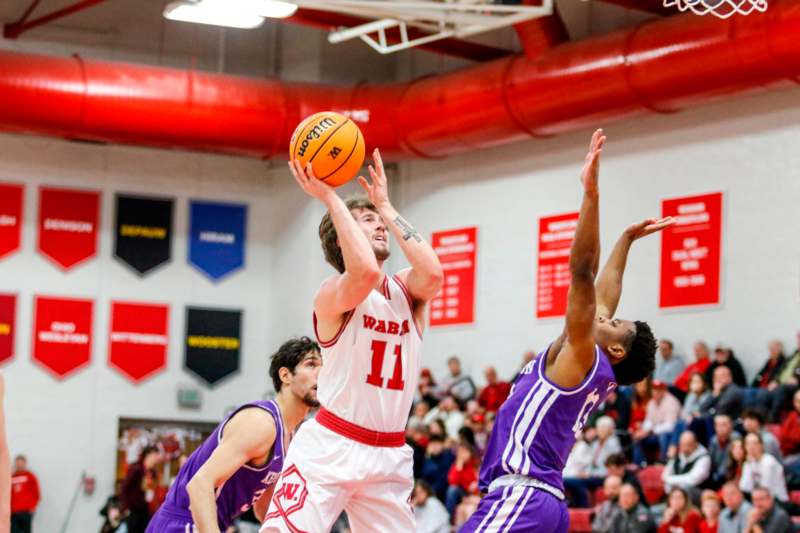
top-left (146, 337), bottom-right (321, 533)
top-left (460, 129), bottom-right (674, 533)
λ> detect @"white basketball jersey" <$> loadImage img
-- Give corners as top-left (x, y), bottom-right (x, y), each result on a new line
top-left (313, 274), bottom-right (423, 433)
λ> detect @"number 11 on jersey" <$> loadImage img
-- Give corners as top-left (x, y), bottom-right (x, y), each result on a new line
top-left (365, 340), bottom-right (405, 391)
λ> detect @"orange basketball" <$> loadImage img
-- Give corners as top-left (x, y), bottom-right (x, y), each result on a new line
top-left (289, 111), bottom-right (365, 187)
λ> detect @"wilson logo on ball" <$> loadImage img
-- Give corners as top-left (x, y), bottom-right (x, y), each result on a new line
top-left (296, 117), bottom-right (337, 157)
top-left (290, 111), bottom-right (365, 187)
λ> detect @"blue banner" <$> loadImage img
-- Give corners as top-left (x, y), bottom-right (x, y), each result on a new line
top-left (189, 201), bottom-right (247, 282)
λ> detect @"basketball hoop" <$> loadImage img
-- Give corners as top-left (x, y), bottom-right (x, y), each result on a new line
top-left (663, 0), bottom-right (767, 18)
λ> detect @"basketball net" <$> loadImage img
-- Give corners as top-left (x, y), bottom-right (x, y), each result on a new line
top-left (663, 0), bottom-right (768, 18)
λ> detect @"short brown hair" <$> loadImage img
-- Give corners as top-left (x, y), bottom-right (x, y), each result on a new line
top-left (319, 196), bottom-right (377, 273)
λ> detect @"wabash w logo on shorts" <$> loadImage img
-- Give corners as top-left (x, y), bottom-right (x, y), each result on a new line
top-left (266, 465), bottom-right (309, 528)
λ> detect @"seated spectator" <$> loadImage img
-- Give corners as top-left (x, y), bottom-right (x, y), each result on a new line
top-left (412, 480), bottom-right (450, 533)
top-left (705, 346), bottom-right (747, 388)
top-left (592, 475), bottom-right (623, 533)
top-left (477, 366), bottom-right (510, 413)
top-left (663, 431), bottom-right (711, 498)
top-left (563, 417), bottom-right (622, 507)
top-left (445, 442), bottom-right (479, 517)
top-left (464, 413), bottom-right (489, 457)
top-left (630, 378), bottom-right (653, 437)
top-left (654, 339), bottom-right (686, 387)
top-left (409, 401), bottom-right (431, 429)
top-left (741, 409), bottom-right (782, 461)
top-left (779, 389), bottom-right (800, 466)
top-left (439, 356), bottom-right (477, 406)
top-left (611, 483), bottom-right (656, 533)
top-left (99, 495), bottom-right (128, 533)
top-left (659, 487), bottom-right (703, 533)
top-left (589, 387), bottom-right (632, 432)
top-left (605, 453), bottom-right (649, 507)
top-left (425, 396), bottom-right (466, 439)
top-left (739, 432), bottom-right (788, 503)
top-left (709, 414), bottom-right (741, 488)
top-left (421, 435), bottom-right (454, 502)
top-left (699, 490), bottom-right (721, 533)
top-left (724, 438), bottom-right (746, 484)
top-left (767, 335), bottom-right (800, 423)
top-left (633, 380), bottom-right (680, 465)
top-left (510, 350), bottom-right (536, 383)
top-left (675, 342), bottom-right (712, 394)
top-left (700, 366), bottom-right (744, 421)
top-left (426, 419), bottom-right (448, 441)
top-left (416, 368), bottom-right (441, 409)
top-left (750, 340), bottom-right (786, 392)
top-left (718, 482), bottom-right (752, 533)
top-left (667, 372), bottom-right (713, 457)
top-left (744, 487), bottom-right (792, 533)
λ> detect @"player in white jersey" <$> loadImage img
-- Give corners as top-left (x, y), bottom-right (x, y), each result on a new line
top-left (261, 150), bottom-right (443, 533)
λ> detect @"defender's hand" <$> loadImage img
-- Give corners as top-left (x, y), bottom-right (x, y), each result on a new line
top-left (581, 129), bottom-right (605, 194)
top-left (624, 217), bottom-right (675, 241)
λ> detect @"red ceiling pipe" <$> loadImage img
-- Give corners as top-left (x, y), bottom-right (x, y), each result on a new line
top-left (513, 1), bottom-right (569, 59)
top-left (0, 0), bottom-right (799, 160)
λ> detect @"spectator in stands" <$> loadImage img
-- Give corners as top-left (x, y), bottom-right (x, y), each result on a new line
top-left (511, 350), bottom-right (536, 383)
top-left (744, 487), bottom-right (792, 533)
top-left (658, 487), bottom-right (703, 533)
top-left (120, 445), bottom-right (161, 533)
top-left (605, 453), bottom-right (648, 506)
top-left (439, 356), bottom-right (477, 406)
top-left (701, 366), bottom-right (744, 422)
top-left (741, 410), bottom-right (782, 461)
top-left (633, 380), bottom-right (681, 465)
top-left (11, 454), bottom-right (40, 533)
top-left (739, 432), bottom-right (788, 504)
top-left (564, 417), bottom-right (622, 508)
top-left (445, 442), bottom-right (479, 517)
top-left (99, 495), bottom-right (127, 533)
top-left (409, 401), bottom-right (431, 429)
top-left (663, 431), bottom-right (711, 499)
top-left (477, 366), bottom-right (510, 413)
top-left (675, 342), bottom-right (712, 394)
top-left (725, 439), bottom-right (746, 484)
top-left (590, 387), bottom-right (632, 431)
top-left (706, 346), bottom-right (747, 388)
top-left (750, 341), bottom-right (786, 404)
top-left (699, 490), bottom-right (721, 533)
top-left (464, 413), bottom-right (489, 456)
top-left (412, 480), bottom-right (450, 533)
top-left (654, 339), bottom-right (686, 387)
top-left (427, 419), bottom-right (448, 442)
top-left (709, 414), bottom-right (742, 488)
top-left (719, 482), bottom-right (752, 533)
top-left (779, 389), bottom-right (800, 466)
top-left (611, 483), bottom-right (656, 533)
top-left (417, 368), bottom-right (441, 408)
top-left (630, 377), bottom-right (653, 436)
top-left (766, 333), bottom-right (800, 423)
top-left (421, 435), bottom-right (454, 502)
top-left (592, 475), bottom-right (623, 533)
top-left (667, 372), bottom-right (713, 457)
top-left (425, 395), bottom-right (465, 439)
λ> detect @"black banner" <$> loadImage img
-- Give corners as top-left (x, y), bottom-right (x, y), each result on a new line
top-left (114, 194), bottom-right (174, 275)
top-left (184, 307), bottom-right (242, 386)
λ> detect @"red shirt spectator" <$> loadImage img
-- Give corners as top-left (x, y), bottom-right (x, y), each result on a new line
top-left (659, 488), bottom-right (702, 533)
top-left (447, 444), bottom-right (479, 494)
top-left (629, 378), bottom-right (652, 433)
top-left (11, 456), bottom-right (39, 514)
top-left (478, 367), bottom-right (511, 412)
top-left (780, 392), bottom-right (800, 456)
top-left (674, 342), bottom-right (712, 392)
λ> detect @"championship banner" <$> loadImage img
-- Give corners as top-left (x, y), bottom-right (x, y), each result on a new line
top-left (33, 296), bottom-right (93, 379)
top-left (109, 301), bottom-right (169, 383)
top-left (659, 192), bottom-right (723, 309)
top-left (0, 294), bottom-right (16, 365)
top-left (537, 212), bottom-right (579, 319)
top-left (188, 200), bottom-right (247, 282)
top-left (184, 307), bottom-right (241, 386)
top-left (38, 187), bottom-right (100, 270)
top-left (430, 227), bottom-right (477, 327)
top-left (114, 194), bottom-right (174, 276)
top-left (0, 184), bottom-right (23, 260)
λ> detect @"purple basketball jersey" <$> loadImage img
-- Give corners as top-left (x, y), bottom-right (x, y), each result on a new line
top-left (478, 346), bottom-right (616, 494)
top-left (148, 400), bottom-right (285, 531)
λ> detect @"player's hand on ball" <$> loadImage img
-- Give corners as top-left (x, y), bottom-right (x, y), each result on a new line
top-left (624, 216), bottom-right (675, 240)
top-left (289, 160), bottom-right (337, 204)
top-left (581, 129), bottom-right (605, 194)
top-left (358, 148), bottom-right (391, 209)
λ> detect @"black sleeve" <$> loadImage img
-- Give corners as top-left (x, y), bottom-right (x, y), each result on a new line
top-left (731, 359), bottom-right (748, 387)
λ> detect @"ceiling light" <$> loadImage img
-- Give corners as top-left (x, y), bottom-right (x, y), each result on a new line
top-left (253, 1), bottom-right (298, 18)
top-left (164, 1), bottom-right (266, 29)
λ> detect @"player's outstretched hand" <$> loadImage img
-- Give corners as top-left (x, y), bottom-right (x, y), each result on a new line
top-left (624, 216), bottom-right (675, 241)
top-left (358, 148), bottom-right (390, 210)
top-left (581, 129), bottom-right (605, 194)
top-left (289, 160), bottom-right (337, 205)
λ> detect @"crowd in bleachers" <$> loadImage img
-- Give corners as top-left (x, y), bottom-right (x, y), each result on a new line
top-left (407, 333), bottom-right (800, 533)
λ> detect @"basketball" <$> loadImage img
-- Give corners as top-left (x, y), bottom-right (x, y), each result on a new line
top-left (289, 111), bottom-right (365, 187)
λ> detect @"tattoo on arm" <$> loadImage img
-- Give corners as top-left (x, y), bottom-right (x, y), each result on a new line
top-left (394, 216), bottom-right (422, 243)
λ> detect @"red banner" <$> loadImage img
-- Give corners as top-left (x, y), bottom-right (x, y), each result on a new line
top-left (109, 301), bottom-right (169, 383)
top-left (537, 212), bottom-right (579, 319)
top-left (38, 187), bottom-right (100, 270)
top-left (33, 296), bottom-right (93, 379)
top-left (430, 227), bottom-right (477, 327)
top-left (0, 184), bottom-right (23, 260)
top-left (659, 192), bottom-right (723, 309)
top-left (0, 294), bottom-right (16, 365)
